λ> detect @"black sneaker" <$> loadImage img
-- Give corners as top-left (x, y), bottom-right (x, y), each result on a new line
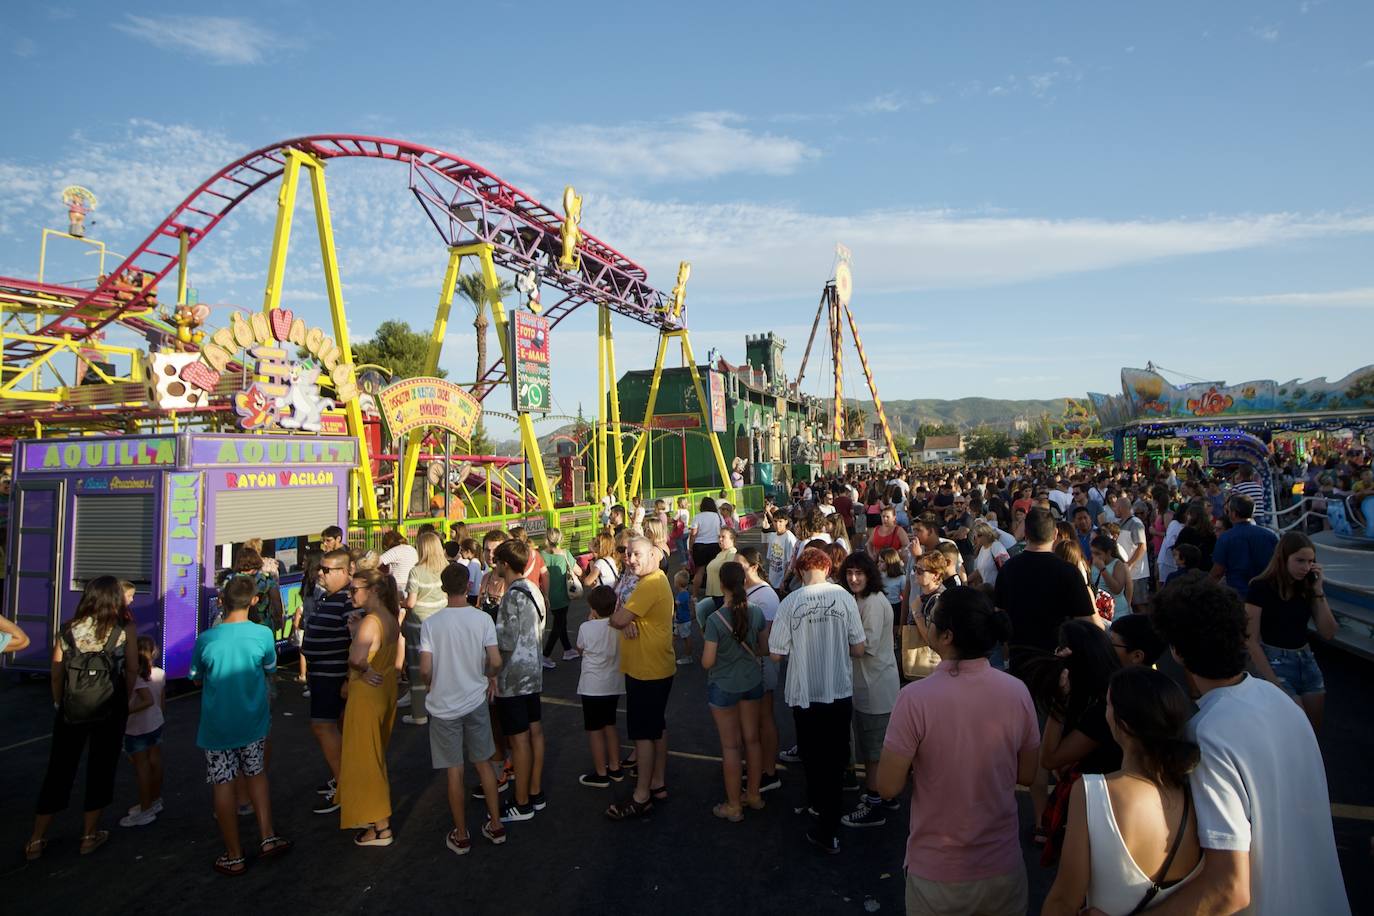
top-left (778, 745), bottom-right (802, 764)
top-left (472, 776), bottom-right (510, 800)
top-left (806, 829), bottom-right (841, 855)
top-left (752, 773), bottom-right (782, 793)
top-left (530, 791), bottom-right (548, 811)
top-left (841, 799), bottom-right (887, 828)
top-left (315, 778), bottom-right (336, 796)
top-left (841, 771), bottom-right (861, 792)
top-left (312, 793), bottom-right (340, 815)
top-left (579, 771), bottom-right (611, 788)
top-left (880, 795), bottom-right (901, 811)
top-left (606, 767), bottom-right (625, 783)
top-left (499, 802), bottom-right (535, 823)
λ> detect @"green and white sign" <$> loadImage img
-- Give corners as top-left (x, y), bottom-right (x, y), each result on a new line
top-left (510, 311), bottom-right (550, 413)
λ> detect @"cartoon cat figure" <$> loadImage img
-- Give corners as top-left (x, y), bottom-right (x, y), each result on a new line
top-left (558, 185), bottom-right (582, 272)
top-left (276, 360), bottom-right (335, 431)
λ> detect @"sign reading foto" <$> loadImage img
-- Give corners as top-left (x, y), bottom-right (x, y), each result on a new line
top-left (511, 311), bottom-right (550, 414)
top-left (377, 377), bottom-right (482, 440)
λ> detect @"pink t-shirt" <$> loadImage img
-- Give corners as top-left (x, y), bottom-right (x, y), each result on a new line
top-left (883, 658), bottom-right (1039, 882)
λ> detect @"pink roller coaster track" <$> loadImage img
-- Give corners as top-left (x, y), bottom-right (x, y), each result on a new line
top-left (0, 135), bottom-right (671, 397)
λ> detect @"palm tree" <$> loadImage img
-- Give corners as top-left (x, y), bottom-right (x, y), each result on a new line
top-left (455, 272), bottom-right (515, 397)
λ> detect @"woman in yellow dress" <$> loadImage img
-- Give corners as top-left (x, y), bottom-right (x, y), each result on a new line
top-left (338, 566), bottom-right (400, 846)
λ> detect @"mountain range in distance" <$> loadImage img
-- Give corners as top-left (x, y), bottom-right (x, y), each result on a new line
top-left (845, 397), bottom-right (1070, 433)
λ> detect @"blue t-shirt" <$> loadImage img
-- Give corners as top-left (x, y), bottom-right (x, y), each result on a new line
top-left (674, 589), bottom-right (694, 625)
top-left (189, 620), bottom-right (276, 750)
top-left (1213, 522), bottom-right (1279, 599)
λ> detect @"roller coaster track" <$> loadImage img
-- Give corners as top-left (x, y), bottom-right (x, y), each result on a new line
top-left (0, 134), bottom-right (679, 400)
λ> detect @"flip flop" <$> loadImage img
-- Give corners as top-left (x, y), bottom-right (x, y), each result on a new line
top-left (78, 831), bottom-right (108, 856)
top-left (650, 785), bottom-right (669, 802)
top-left (23, 839), bottom-right (47, 861)
top-left (605, 797), bottom-right (653, 821)
top-left (258, 835), bottom-right (293, 859)
top-left (712, 802), bottom-right (744, 822)
top-left (213, 853), bottom-right (247, 876)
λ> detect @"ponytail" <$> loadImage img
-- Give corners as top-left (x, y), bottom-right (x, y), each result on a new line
top-left (719, 561), bottom-right (751, 645)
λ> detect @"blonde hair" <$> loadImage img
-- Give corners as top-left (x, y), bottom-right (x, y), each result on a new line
top-left (544, 528), bottom-right (564, 549)
top-left (971, 521), bottom-right (997, 545)
top-left (673, 569), bottom-right (691, 590)
top-left (642, 517), bottom-right (667, 549)
top-left (416, 530), bottom-right (447, 574)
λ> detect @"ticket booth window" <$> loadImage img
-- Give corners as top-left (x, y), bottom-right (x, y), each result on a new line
top-left (71, 493), bottom-right (155, 589)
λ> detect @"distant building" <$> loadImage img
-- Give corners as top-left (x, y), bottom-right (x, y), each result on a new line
top-left (615, 333), bottom-right (834, 491)
top-left (921, 434), bottom-right (964, 463)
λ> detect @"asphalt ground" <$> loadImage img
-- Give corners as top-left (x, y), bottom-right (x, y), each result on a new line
top-left (3, 601), bottom-right (1372, 915)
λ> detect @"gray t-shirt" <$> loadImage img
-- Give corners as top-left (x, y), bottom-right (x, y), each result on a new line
top-left (494, 580), bottom-right (545, 698)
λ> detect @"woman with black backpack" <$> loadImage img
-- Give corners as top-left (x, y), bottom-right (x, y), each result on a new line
top-left (26, 576), bottom-right (139, 860)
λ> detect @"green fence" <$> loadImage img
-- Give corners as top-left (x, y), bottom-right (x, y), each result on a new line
top-left (347, 486), bottom-right (764, 556)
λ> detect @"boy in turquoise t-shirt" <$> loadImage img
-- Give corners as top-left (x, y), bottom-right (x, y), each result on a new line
top-left (189, 576), bottom-right (291, 876)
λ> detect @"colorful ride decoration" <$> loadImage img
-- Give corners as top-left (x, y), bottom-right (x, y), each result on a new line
top-left (60, 185), bottom-right (97, 238)
top-left (376, 377), bottom-right (481, 440)
top-left (1090, 365), bottom-right (1374, 430)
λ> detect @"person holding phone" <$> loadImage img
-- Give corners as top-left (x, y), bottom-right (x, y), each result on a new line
top-left (1244, 532), bottom-right (1338, 732)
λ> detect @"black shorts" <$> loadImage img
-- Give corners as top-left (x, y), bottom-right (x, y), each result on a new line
top-left (308, 674), bottom-right (346, 722)
top-left (581, 694), bottom-right (619, 731)
top-left (691, 542), bottom-right (721, 571)
top-left (624, 675), bottom-right (673, 741)
top-left (494, 693), bottom-right (542, 735)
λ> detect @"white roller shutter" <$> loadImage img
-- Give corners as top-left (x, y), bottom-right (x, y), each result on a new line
top-left (72, 494), bottom-right (156, 585)
top-left (214, 487), bottom-right (340, 545)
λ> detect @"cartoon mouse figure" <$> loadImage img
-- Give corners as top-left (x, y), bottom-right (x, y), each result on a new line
top-left (162, 303), bottom-right (210, 345)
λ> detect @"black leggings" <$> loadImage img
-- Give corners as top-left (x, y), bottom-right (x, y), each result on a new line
top-left (792, 697), bottom-right (852, 844)
top-left (36, 711), bottom-right (127, 815)
top-left (543, 605), bottom-right (571, 656)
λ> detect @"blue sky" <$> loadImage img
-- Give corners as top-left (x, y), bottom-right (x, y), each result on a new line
top-left (1, 1), bottom-right (1372, 436)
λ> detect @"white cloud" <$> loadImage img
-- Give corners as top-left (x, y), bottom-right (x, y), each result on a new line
top-left (1208, 286), bottom-right (1374, 307)
top-left (113, 14), bottom-right (286, 65)
top-left (13, 37), bottom-right (36, 58)
top-left (855, 92), bottom-right (905, 114)
top-left (918, 91), bottom-right (939, 105)
top-left (1249, 24), bottom-right (1281, 42)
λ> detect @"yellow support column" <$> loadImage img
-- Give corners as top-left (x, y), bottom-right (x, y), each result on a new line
top-left (596, 306), bottom-right (609, 504)
top-left (176, 230), bottom-right (190, 306)
top-left (256, 148), bottom-right (379, 520)
top-left (627, 330), bottom-right (671, 498)
top-left (677, 330), bottom-right (733, 497)
top-left (396, 246), bottom-right (464, 523)
top-left (602, 307), bottom-right (629, 505)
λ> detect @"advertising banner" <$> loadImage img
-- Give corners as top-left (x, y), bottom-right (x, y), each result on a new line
top-left (377, 377), bottom-right (481, 440)
top-left (511, 312), bottom-right (551, 413)
top-left (707, 370), bottom-right (727, 432)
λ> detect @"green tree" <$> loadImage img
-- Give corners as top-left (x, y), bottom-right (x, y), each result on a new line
top-left (891, 432), bottom-right (913, 456)
top-left (964, 428), bottom-right (1012, 461)
top-left (352, 320), bottom-right (446, 380)
top-left (455, 272), bottom-right (516, 397)
top-left (916, 422), bottom-right (957, 447)
top-left (841, 403), bottom-right (868, 438)
top-left (1016, 429), bottom-right (1042, 454)
top-left (467, 418), bottom-right (495, 455)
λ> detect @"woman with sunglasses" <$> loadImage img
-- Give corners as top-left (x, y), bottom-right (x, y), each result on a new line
top-left (337, 567), bottom-right (401, 847)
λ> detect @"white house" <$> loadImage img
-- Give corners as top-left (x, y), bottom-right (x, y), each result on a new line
top-left (921, 434), bottom-right (964, 464)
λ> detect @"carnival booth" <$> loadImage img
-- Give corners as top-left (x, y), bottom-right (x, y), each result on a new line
top-left (5, 432), bottom-right (359, 677)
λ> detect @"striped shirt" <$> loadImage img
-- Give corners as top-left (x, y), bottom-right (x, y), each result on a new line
top-left (1234, 481), bottom-right (1268, 522)
top-left (768, 582), bottom-right (866, 709)
top-left (301, 588), bottom-right (352, 678)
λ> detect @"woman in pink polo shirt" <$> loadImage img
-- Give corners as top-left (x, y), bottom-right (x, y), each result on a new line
top-left (876, 587), bottom-right (1040, 916)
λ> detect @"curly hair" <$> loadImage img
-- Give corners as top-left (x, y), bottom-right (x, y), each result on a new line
top-left (1152, 574), bottom-right (1249, 679)
top-left (839, 551), bottom-right (883, 597)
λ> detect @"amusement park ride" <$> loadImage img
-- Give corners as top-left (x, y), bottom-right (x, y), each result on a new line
top-left (0, 134), bottom-right (752, 676)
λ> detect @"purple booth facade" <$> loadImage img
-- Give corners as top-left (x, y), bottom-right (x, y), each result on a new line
top-left (4, 432), bottom-right (358, 678)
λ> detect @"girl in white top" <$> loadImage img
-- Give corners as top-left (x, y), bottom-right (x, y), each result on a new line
top-left (1043, 666), bottom-right (1202, 916)
top-left (969, 521), bottom-right (1010, 588)
top-left (120, 636), bottom-right (166, 827)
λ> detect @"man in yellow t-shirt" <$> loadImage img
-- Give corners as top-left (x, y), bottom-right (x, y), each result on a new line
top-left (607, 537), bottom-right (674, 820)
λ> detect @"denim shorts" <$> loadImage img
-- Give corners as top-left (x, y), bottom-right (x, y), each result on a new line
top-left (1263, 643), bottom-right (1325, 697)
top-left (124, 725), bottom-right (163, 755)
top-left (707, 680), bottom-right (764, 709)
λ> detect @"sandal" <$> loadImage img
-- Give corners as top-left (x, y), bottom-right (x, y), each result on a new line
top-left (744, 794), bottom-right (766, 811)
top-left (213, 853), bottom-right (247, 876)
top-left (605, 797), bottom-right (653, 821)
top-left (353, 827), bottom-right (394, 847)
top-left (78, 831), bottom-right (109, 856)
top-left (619, 754), bottom-right (639, 772)
top-left (23, 839), bottom-right (47, 861)
top-left (258, 835), bottom-right (293, 859)
top-left (712, 802), bottom-right (744, 822)
top-left (650, 785), bottom-right (669, 802)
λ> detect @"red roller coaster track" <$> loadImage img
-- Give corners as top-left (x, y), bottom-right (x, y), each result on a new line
top-left (0, 135), bottom-right (678, 396)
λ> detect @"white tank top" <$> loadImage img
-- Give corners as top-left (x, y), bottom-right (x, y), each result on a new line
top-left (1084, 774), bottom-right (1201, 915)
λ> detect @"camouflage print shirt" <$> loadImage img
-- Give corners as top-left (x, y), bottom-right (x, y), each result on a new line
top-left (494, 579), bottom-right (545, 698)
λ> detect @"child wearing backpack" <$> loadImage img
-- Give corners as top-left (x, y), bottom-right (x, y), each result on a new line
top-left (26, 576), bottom-right (139, 861)
top-left (189, 575), bottom-right (292, 876)
top-left (119, 636), bottom-right (166, 827)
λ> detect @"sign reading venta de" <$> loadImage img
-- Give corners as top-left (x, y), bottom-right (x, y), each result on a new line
top-left (178, 307), bottom-right (359, 402)
top-left (377, 377), bottom-right (482, 440)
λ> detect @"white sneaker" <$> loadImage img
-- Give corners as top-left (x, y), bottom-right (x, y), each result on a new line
top-left (119, 809), bottom-right (157, 828)
top-left (542, 658), bottom-right (557, 670)
top-left (562, 649), bottom-right (581, 661)
top-left (396, 693), bottom-right (412, 709)
top-left (402, 714), bottom-right (429, 725)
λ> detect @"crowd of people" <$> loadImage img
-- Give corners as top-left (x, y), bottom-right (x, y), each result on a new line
top-left (13, 451), bottom-right (1361, 914)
